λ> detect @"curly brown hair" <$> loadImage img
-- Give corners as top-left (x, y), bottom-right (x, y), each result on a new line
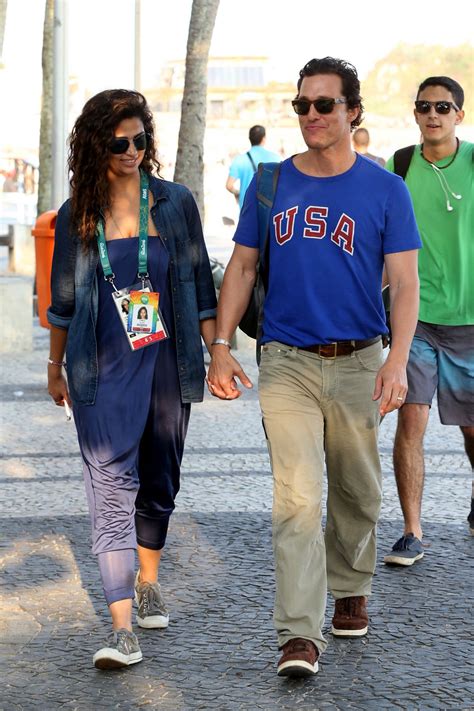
top-left (67, 89), bottom-right (161, 248)
top-left (297, 57), bottom-right (364, 130)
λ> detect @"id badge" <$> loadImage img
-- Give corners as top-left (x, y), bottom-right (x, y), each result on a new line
top-left (112, 280), bottom-right (168, 351)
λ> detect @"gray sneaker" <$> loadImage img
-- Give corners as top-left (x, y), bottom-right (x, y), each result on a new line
top-left (135, 571), bottom-right (169, 629)
top-left (93, 628), bottom-right (143, 670)
top-left (384, 533), bottom-right (424, 566)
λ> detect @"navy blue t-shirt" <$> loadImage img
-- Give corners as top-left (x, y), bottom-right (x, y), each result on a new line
top-left (233, 155), bottom-right (421, 346)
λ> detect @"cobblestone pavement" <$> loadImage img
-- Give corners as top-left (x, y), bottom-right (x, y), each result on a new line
top-left (1, 322), bottom-right (472, 710)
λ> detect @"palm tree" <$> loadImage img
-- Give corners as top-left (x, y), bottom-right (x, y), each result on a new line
top-left (173, 0), bottom-right (220, 218)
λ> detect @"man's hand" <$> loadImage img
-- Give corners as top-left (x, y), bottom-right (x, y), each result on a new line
top-left (378, 249), bottom-right (419, 417)
top-left (207, 346), bottom-right (253, 400)
top-left (372, 356), bottom-right (408, 416)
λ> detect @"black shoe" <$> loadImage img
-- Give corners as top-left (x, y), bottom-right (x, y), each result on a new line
top-left (383, 533), bottom-right (424, 566)
top-left (468, 498), bottom-right (474, 536)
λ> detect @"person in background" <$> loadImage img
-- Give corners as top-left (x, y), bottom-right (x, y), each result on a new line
top-left (2, 170), bottom-right (17, 192)
top-left (383, 76), bottom-right (474, 566)
top-left (352, 127), bottom-right (386, 166)
top-left (208, 57), bottom-right (421, 678)
top-left (47, 89), bottom-right (216, 669)
top-left (226, 125), bottom-right (281, 210)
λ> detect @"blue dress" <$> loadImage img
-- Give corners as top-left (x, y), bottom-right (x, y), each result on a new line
top-left (74, 237), bottom-right (191, 573)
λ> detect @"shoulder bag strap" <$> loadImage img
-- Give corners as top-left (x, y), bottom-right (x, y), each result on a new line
top-left (247, 151), bottom-right (258, 173)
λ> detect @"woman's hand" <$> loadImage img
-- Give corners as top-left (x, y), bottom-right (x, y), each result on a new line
top-left (48, 326), bottom-right (71, 406)
top-left (207, 345), bottom-right (253, 400)
top-left (47, 366), bottom-right (72, 407)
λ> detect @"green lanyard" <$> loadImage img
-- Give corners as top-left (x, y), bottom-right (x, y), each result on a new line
top-left (97, 170), bottom-right (150, 290)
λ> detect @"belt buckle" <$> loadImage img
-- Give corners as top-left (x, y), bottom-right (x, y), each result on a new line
top-left (320, 342), bottom-right (338, 359)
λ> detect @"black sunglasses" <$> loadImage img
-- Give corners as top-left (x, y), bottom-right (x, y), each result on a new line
top-left (292, 97), bottom-right (347, 116)
top-left (109, 131), bottom-right (147, 155)
top-left (414, 100), bottom-right (460, 115)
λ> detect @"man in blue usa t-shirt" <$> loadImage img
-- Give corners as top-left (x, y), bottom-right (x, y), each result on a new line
top-left (208, 57), bottom-right (421, 678)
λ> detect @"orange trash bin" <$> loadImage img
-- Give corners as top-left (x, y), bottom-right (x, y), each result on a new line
top-left (32, 210), bottom-right (57, 328)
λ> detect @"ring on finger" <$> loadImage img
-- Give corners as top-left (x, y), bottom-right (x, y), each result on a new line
top-left (396, 396), bottom-right (404, 401)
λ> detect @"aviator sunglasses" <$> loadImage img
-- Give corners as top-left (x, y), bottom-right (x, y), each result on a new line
top-left (292, 97), bottom-right (347, 116)
top-left (414, 100), bottom-right (460, 115)
top-left (109, 131), bottom-right (147, 155)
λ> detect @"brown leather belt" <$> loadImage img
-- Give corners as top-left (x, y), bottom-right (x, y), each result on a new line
top-left (298, 336), bottom-right (381, 359)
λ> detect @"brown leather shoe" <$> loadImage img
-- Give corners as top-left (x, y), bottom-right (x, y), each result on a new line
top-left (277, 637), bottom-right (319, 677)
top-left (331, 596), bottom-right (368, 637)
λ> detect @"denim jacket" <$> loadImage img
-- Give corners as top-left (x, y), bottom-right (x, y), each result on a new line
top-left (47, 176), bottom-right (217, 405)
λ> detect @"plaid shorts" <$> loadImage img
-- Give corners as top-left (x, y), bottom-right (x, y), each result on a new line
top-left (405, 321), bottom-right (474, 426)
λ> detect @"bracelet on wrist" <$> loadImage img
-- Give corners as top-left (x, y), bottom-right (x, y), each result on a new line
top-left (211, 338), bottom-right (232, 349)
top-left (48, 358), bottom-right (66, 367)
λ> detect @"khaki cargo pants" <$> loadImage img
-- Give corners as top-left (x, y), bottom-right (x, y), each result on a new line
top-left (258, 340), bottom-right (383, 653)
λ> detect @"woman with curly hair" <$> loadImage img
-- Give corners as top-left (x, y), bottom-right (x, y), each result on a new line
top-left (47, 89), bottom-right (217, 669)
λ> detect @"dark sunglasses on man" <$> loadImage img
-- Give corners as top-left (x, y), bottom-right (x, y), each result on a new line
top-left (109, 131), bottom-right (147, 155)
top-left (292, 97), bottom-right (347, 116)
top-left (414, 100), bottom-right (460, 115)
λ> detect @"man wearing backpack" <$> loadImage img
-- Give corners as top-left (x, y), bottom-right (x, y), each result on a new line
top-left (208, 56), bottom-right (421, 677)
top-left (226, 125), bottom-right (281, 210)
top-left (383, 76), bottom-right (474, 567)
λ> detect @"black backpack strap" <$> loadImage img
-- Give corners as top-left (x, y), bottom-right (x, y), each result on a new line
top-left (255, 162), bottom-right (280, 349)
top-left (384, 145), bottom-right (415, 346)
top-left (247, 151), bottom-right (258, 173)
top-left (238, 162), bottom-right (281, 347)
top-left (256, 161), bottom-right (281, 261)
top-left (393, 145), bottom-right (416, 180)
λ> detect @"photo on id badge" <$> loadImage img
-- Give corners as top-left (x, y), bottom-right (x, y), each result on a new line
top-left (128, 290), bottom-right (159, 334)
top-left (131, 304), bottom-right (152, 333)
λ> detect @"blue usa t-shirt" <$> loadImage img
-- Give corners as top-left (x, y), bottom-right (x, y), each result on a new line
top-left (234, 155), bottom-right (421, 346)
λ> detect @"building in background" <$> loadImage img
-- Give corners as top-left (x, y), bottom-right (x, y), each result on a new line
top-left (149, 56), bottom-right (295, 128)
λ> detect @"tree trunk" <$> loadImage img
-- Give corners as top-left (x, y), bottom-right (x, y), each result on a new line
top-left (173, 0), bottom-right (220, 219)
top-left (37, 0), bottom-right (54, 216)
top-left (0, 0), bottom-right (7, 64)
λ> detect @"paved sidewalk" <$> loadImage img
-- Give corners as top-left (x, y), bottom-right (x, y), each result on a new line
top-left (0, 322), bottom-right (472, 710)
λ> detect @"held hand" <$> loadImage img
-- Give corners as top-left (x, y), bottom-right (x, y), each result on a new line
top-left (47, 368), bottom-right (72, 408)
top-left (207, 347), bottom-right (253, 400)
top-left (372, 358), bottom-right (407, 416)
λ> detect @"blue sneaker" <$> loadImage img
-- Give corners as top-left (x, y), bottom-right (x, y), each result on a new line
top-left (384, 533), bottom-right (424, 566)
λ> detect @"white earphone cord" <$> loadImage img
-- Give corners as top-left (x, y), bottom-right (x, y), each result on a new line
top-left (430, 164), bottom-right (462, 212)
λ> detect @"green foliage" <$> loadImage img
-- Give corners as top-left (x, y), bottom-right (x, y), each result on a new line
top-left (362, 43), bottom-right (473, 123)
